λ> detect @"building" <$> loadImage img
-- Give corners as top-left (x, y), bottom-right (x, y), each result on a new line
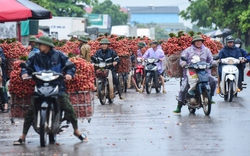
top-left (127, 6), bottom-right (186, 33)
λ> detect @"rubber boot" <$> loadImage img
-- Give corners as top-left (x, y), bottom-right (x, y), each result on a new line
top-left (117, 85), bottom-right (124, 100)
top-left (173, 102), bottom-right (183, 113)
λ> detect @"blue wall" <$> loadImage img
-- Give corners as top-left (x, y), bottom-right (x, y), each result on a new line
top-left (130, 14), bottom-right (179, 24)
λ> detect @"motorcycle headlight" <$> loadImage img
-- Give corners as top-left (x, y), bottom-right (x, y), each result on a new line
top-left (198, 64), bottom-right (207, 69)
top-left (99, 62), bottom-right (106, 68)
top-left (137, 58), bottom-right (142, 63)
top-left (36, 73), bottom-right (59, 81)
top-left (227, 59), bottom-right (234, 65)
top-left (147, 58), bottom-right (155, 63)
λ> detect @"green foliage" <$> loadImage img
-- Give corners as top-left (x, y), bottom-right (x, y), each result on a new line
top-left (30, 0), bottom-right (98, 17)
top-left (239, 5), bottom-right (250, 33)
top-left (179, 0), bottom-right (214, 28)
top-left (180, 0), bottom-right (250, 45)
top-left (91, 0), bottom-right (128, 26)
top-left (169, 33), bottom-right (176, 38)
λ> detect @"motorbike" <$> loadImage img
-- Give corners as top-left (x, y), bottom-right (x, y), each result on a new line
top-left (219, 57), bottom-right (242, 102)
top-left (20, 62), bottom-right (74, 147)
top-left (94, 62), bottom-right (116, 105)
top-left (181, 56), bottom-right (216, 116)
top-left (144, 57), bottom-right (162, 94)
top-left (134, 57), bottom-right (144, 89)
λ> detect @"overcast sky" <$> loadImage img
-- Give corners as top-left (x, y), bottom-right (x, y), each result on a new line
top-left (98, 0), bottom-right (192, 27)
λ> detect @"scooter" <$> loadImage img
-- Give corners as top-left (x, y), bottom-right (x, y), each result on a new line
top-left (94, 62), bottom-right (116, 105)
top-left (134, 57), bottom-right (144, 89)
top-left (20, 62), bottom-right (74, 147)
top-left (181, 56), bottom-right (216, 116)
top-left (219, 57), bottom-right (241, 102)
top-left (144, 57), bottom-right (161, 94)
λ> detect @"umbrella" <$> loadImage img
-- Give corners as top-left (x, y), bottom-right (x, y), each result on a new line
top-left (0, 0), bottom-right (52, 41)
top-left (213, 29), bottom-right (231, 37)
top-left (205, 30), bottom-right (217, 37)
top-left (68, 30), bottom-right (89, 37)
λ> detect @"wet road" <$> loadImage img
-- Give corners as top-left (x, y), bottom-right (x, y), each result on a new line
top-left (1, 77), bottom-right (250, 156)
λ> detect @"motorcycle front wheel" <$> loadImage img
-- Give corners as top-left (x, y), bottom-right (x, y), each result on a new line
top-left (49, 134), bottom-right (56, 144)
top-left (228, 81), bottom-right (234, 102)
top-left (98, 82), bottom-right (107, 105)
top-left (136, 73), bottom-right (143, 89)
top-left (202, 89), bottom-right (212, 116)
top-left (40, 109), bottom-right (47, 147)
top-left (146, 75), bottom-right (153, 94)
top-left (155, 77), bottom-right (162, 93)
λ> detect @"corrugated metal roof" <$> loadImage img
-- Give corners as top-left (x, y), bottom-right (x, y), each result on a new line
top-left (127, 6), bottom-right (179, 14)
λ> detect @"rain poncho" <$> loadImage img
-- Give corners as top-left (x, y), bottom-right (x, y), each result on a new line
top-left (143, 45), bottom-right (165, 74)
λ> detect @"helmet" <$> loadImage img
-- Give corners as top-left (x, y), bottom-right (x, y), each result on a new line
top-left (36, 36), bottom-right (54, 47)
top-left (192, 35), bottom-right (204, 43)
top-left (234, 38), bottom-right (242, 48)
top-left (234, 38), bottom-right (242, 44)
top-left (100, 38), bottom-right (110, 44)
top-left (150, 40), bottom-right (159, 45)
top-left (29, 36), bottom-right (37, 42)
top-left (226, 36), bottom-right (234, 43)
top-left (137, 42), bottom-right (146, 48)
top-left (78, 36), bottom-right (88, 43)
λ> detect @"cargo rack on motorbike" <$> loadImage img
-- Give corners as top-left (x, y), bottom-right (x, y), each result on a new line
top-left (9, 94), bottom-right (32, 124)
top-left (68, 91), bottom-right (94, 123)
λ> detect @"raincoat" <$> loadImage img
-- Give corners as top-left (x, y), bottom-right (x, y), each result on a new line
top-left (177, 44), bottom-right (217, 103)
top-left (142, 45), bottom-right (165, 74)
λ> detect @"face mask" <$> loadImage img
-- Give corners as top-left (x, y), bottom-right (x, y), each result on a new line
top-left (235, 44), bottom-right (241, 48)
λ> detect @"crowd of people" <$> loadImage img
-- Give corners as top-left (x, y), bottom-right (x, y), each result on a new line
top-left (0, 34), bottom-right (248, 145)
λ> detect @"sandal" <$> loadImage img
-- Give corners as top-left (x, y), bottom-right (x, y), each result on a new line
top-left (3, 104), bottom-right (9, 113)
top-left (0, 104), bottom-right (8, 113)
top-left (13, 138), bottom-right (25, 145)
top-left (73, 133), bottom-right (88, 142)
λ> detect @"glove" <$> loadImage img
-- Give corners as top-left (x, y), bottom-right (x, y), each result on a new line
top-left (181, 61), bottom-right (187, 67)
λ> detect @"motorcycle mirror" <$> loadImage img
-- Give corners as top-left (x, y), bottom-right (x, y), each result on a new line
top-left (20, 62), bottom-right (27, 68)
top-left (213, 55), bottom-right (219, 60)
top-left (181, 56), bottom-right (188, 61)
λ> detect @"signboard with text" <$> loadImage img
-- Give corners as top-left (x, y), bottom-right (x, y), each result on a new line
top-left (87, 14), bottom-right (111, 29)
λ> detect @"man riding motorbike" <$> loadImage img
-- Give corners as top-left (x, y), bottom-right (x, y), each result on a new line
top-left (217, 36), bottom-right (244, 93)
top-left (234, 38), bottom-right (248, 86)
top-left (13, 36), bottom-right (87, 145)
top-left (142, 40), bottom-right (166, 94)
top-left (91, 38), bottom-right (124, 99)
top-left (173, 35), bottom-right (217, 114)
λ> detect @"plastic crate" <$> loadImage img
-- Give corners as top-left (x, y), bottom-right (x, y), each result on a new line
top-left (68, 91), bottom-right (94, 118)
top-left (10, 94), bottom-right (32, 118)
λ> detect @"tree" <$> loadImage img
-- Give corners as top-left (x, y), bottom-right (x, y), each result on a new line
top-left (31, 0), bottom-right (98, 17)
top-left (180, 0), bottom-right (215, 28)
top-left (180, 0), bottom-right (250, 46)
top-left (91, 0), bottom-right (128, 26)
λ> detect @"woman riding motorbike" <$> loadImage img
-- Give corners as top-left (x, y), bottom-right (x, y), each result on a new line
top-left (173, 35), bottom-right (217, 114)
